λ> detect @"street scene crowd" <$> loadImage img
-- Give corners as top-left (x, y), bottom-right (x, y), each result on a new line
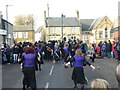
top-left (1, 39), bottom-right (120, 89)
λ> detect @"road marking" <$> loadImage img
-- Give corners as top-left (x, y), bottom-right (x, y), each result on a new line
top-left (49, 65), bottom-right (54, 75)
top-left (45, 82), bottom-right (49, 89)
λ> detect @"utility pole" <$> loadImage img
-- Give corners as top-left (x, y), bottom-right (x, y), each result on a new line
top-left (6, 5), bottom-right (8, 21)
top-left (47, 4), bottom-right (50, 41)
top-left (6, 5), bottom-right (12, 22)
top-left (61, 14), bottom-right (64, 41)
top-left (6, 5), bottom-right (12, 44)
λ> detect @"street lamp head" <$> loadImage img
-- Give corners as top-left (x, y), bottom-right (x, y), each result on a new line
top-left (6, 5), bottom-right (13, 7)
top-left (61, 14), bottom-right (65, 17)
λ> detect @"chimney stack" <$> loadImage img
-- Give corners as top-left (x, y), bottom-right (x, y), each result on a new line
top-left (76, 10), bottom-right (79, 19)
top-left (44, 10), bottom-right (46, 20)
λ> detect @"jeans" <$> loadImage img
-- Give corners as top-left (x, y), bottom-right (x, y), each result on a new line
top-left (102, 50), bottom-right (106, 57)
top-left (13, 54), bottom-right (18, 63)
top-left (111, 52), bottom-right (115, 58)
top-left (107, 52), bottom-right (111, 58)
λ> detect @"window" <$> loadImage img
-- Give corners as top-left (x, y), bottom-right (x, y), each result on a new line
top-left (82, 36), bottom-right (88, 40)
top-left (23, 40), bottom-right (28, 42)
top-left (110, 32), bottom-right (114, 38)
top-left (18, 32), bottom-right (22, 38)
top-left (99, 31), bottom-right (103, 38)
top-left (50, 36), bottom-right (56, 40)
top-left (51, 28), bottom-right (56, 33)
top-left (13, 32), bottom-right (17, 38)
top-left (84, 36), bottom-right (88, 40)
top-left (105, 29), bottom-right (107, 38)
top-left (23, 32), bottom-right (28, 38)
top-left (71, 27), bottom-right (76, 33)
top-left (63, 28), bottom-right (65, 33)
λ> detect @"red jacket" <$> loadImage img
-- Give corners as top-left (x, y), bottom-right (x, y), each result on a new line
top-left (96, 46), bottom-right (101, 53)
top-left (112, 44), bottom-right (116, 52)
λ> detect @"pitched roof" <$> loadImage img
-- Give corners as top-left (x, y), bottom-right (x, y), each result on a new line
top-left (35, 26), bottom-right (44, 33)
top-left (46, 17), bottom-right (81, 27)
top-left (13, 25), bottom-right (34, 31)
top-left (89, 16), bottom-right (105, 30)
top-left (111, 27), bottom-right (118, 32)
top-left (80, 19), bottom-right (94, 31)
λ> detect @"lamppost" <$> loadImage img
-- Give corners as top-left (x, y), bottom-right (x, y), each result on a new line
top-left (47, 4), bottom-right (50, 41)
top-left (61, 14), bottom-right (65, 41)
top-left (6, 5), bottom-right (12, 21)
top-left (6, 5), bottom-right (12, 44)
top-left (61, 14), bottom-right (63, 41)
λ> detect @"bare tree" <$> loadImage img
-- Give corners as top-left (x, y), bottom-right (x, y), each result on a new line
top-left (14, 14), bottom-right (34, 25)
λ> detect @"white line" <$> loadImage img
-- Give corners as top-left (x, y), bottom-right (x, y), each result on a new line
top-left (45, 82), bottom-right (49, 89)
top-left (49, 65), bottom-right (54, 75)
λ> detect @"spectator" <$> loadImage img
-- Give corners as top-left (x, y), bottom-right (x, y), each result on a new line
top-left (101, 43), bottom-right (107, 58)
top-left (96, 45), bottom-right (101, 57)
top-left (98, 41), bottom-right (103, 48)
top-left (111, 41), bottom-right (116, 59)
top-left (12, 45), bottom-right (19, 63)
top-left (5, 45), bottom-right (11, 64)
top-left (106, 40), bottom-right (112, 58)
top-left (86, 44), bottom-right (95, 62)
top-left (91, 78), bottom-right (110, 90)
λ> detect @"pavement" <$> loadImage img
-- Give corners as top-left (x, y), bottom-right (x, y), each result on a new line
top-left (2, 58), bottom-right (119, 89)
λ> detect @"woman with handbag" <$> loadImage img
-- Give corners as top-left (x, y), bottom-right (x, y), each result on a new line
top-left (19, 47), bottom-right (37, 90)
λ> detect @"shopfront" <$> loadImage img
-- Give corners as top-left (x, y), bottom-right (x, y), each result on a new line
top-left (0, 29), bottom-right (7, 44)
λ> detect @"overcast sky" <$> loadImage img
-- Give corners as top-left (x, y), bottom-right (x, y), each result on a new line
top-left (0, 0), bottom-right (119, 29)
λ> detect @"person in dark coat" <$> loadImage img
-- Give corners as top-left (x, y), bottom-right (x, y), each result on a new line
top-left (18, 42), bottom-right (23, 59)
top-left (67, 49), bottom-right (96, 89)
top-left (98, 41), bottom-right (103, 48)
top-left (19, 47), bottom-right (37, 90)
top-left (5, 45), bottom-right (11, 64)
top-left (12, 45), bottom-right (19, 63)
top-left (44, 41), bottom-right (53, 61)
top-left (106, 40), bottom-right (112, 58)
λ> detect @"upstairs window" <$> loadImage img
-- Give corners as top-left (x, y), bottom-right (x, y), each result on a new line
top-left (63, 28), bottom-right (65, 33)
top-left (23, 32), bottom-right (28, 38)
top-left (18, 32), bottom-right (22, 38)
top-left (51, 28), bottom-right (56, 33)
top-left (110, 32), bottom-right (114, 38)
top-left (71, 27), bottom-right (76, 33)
top-left (13, 32), bottom-right (17, 38)
top-left (105, 28), bottom-right (107, 38)
top-left (99, 31), bottom-right (103, 38)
